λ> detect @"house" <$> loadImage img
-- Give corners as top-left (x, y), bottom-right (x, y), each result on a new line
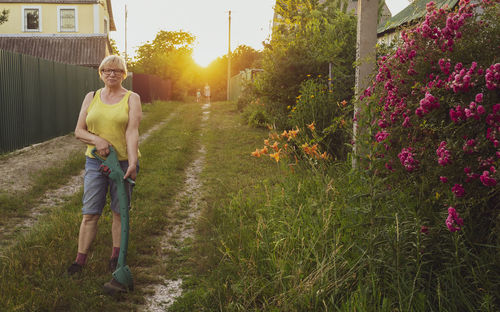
top-left (377, 0), bottom-right (459, 45)
top-left (0, 0), bottom-right (116, 67)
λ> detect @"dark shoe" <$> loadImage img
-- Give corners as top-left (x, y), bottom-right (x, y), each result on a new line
top-left (103, 278), bottom-right (129, 295)
top-left (109, 257), bottom-right (118, 272)
top-left (67, 262), bottom-right (82, 276)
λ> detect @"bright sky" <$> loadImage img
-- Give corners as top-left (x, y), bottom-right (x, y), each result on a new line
top-left (109, 0), bottom-right (409, 67)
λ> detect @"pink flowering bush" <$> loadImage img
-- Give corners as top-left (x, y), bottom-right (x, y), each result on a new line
top-left (361, 0), bottom-right (500, 239)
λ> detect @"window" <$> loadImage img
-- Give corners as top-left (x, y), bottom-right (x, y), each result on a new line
top-left (58, 7), bottom-right (77, 32)
top-left (23, 7), bottom-right (40, 31)
top-left (60, 9), bottom-right (75, 32)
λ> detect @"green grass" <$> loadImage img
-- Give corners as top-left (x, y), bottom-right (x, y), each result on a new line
top-left (0, 101), bottom-right (200, 311)
top-left (170, 102), bottom-right (500, 311)
top-left (1, 100), bottom-right (498, 311)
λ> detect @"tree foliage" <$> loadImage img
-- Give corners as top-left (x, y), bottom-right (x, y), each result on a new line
top-left (129, 29), bottom-right (262, 101)
top-left (130, 30), bottom-right (198, 99)
top-left (256, 0), bottom-right (357, 127)
top-left (200, 45), bottom-right (262, 101)
top-left (109, 38), bottom-right (120, 55)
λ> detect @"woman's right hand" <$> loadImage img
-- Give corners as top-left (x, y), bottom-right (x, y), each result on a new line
top-left (95, 137), bottom-right (111, 157)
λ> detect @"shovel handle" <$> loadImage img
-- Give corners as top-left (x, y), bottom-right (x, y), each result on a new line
top-left (90, 147), bottom-right (136, 186)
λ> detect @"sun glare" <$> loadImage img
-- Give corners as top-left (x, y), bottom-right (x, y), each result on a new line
top-left (193, 48), bottom-right (217, 68)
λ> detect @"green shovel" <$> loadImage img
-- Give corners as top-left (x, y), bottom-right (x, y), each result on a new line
top-left (91, 146), bottom-right (135, 294)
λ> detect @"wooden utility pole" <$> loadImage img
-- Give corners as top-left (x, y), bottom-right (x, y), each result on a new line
top-left (353, 0), bottom-right (378, 167)
top-left (124, 5), bottom-right (128, 62)
top-left (227, 10), bottom-right (232, 101)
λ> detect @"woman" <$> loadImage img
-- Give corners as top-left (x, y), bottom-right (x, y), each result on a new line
top-left (68, 55), bottom-right (141, 275)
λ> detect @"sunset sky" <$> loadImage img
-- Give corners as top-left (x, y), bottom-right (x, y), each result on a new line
top-left (109, 0), bottom-right (409, 67)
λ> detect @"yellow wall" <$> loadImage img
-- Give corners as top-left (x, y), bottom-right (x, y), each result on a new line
top-left (0, 3), bottom-right (110, 34)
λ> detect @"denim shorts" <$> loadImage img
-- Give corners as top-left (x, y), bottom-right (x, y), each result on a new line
top-left (82, 157), bottom-right (138, 215)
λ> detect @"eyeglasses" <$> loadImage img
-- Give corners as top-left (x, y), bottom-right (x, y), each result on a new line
top-left (101, 69), bottom-right (124, 76)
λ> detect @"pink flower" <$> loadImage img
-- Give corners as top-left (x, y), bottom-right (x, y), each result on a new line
top-left (475, 93), bottom-right (483, 103)
top-left (480, 171), bottom-right (497, 186)
top-left (385, 162), bottom-right (395, 171)
top-left (436, 141), bottom-right (452, 165)
top-left (398, 147), bottom-right (419, 172)
top-left (420, 225), bottom-right (429, 234)
top-left (462, 139), bottom-right (477, 154)
top-left (375, 131), bottom-right (390, 142)
top-left (446, 207), bottom-right (464, 232)
top-left (452, 184), bottom-right (465, 197)
top-left (440, 176), bottom-right (449, 183)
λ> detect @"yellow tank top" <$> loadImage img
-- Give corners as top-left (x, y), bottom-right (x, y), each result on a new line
top-left (85, 89), bottom-right (140, 161)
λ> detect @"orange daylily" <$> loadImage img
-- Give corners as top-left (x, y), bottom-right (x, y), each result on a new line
top-left (264, 139), bottom-right (270, 146)
top-left (260, 146), bottom-right (269, 154)
top-left (270, 149), bottom-right (281, 162)
top-left (310, 144), bottom-right (320, 158)
top-left (251, 148), bottom-right (261, 157)
top-left (307, 122), bottom-right (315, 131)
top-left (272, 141), bottom-right (279, 152)
top-left (341, 100), bottom-right (347, 106)
top-left (281, 130), bottom-right (289, 139)
top-left (288, 127), bottom-right (299, 140)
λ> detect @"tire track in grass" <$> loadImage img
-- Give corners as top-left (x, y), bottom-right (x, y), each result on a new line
top-left (142, 102), bottom-right (210, 311)
top-left (0, 110), bottom-right (179, 254)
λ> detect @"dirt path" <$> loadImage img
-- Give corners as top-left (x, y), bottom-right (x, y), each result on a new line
top-left (142, 102), bottom-right (210, 311)
top-left (0, 135), bottom-right (86, 194)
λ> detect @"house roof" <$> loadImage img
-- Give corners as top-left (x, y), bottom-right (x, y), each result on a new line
top-left (0, 0), bottom-right (116, 31)
top-left (0, 1), bottom-right (97, 3)
top-left (377, 0), bottom-right (459, 35)
top-left (0, 34), bottom-right (110, 67)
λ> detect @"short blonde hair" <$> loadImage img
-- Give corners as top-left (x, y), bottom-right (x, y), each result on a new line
top-left (98, 55), bottom-right (127, 78)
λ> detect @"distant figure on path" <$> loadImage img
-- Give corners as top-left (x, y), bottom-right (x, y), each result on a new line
top-left (68, 55), bottom-right (142, 277)
top-left (196, 89), bottom-right (201, 103)
top-left (204, 83), bottom-right (211, 104)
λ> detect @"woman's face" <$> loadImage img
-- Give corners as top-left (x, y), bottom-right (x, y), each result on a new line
top-left (100, 66), bottom-right (125, 87)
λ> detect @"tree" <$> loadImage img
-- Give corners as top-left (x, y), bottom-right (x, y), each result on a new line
top-left (230, 45), bottom-right (262, 76)
top-left (0, 9), bottom-right (9, 25)
top-left (257, 0), bottom-right (357, 127)
top-left (130, 30), bottom-right (198, 99)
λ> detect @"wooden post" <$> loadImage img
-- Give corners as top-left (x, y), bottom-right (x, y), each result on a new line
top-left (353, 0), bottom-right (378, 167)
top-left (227, 10), bottom-right (231, 101)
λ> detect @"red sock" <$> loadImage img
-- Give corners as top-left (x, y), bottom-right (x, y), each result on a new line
top-left (111, 247), bottom-right (120, 259)
top-left (75, 253), bottom-right (87, 266)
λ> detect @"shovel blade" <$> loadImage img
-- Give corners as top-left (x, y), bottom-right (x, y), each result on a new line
top-left (112, 265), bottom-right (134, 291)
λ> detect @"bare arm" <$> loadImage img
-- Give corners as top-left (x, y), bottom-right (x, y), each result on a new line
top-left (123, 92), bottom-right (142, 180)
top-left (74, 91), bottom-right (110, 156)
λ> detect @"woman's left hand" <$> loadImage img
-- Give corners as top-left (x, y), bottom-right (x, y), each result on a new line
top-left (123, 165), bottom-right (137, 181)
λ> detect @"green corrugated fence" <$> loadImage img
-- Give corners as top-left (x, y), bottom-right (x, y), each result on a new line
top-left (0, 49), bottom-right (132, 154)
top-left (229, 68), bottom-right (263, 102)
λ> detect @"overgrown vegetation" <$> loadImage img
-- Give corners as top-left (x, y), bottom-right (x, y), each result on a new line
top-left (172, 1), bottom-right (500, 311)
top-left (251, 0), bottom-right (356, 130)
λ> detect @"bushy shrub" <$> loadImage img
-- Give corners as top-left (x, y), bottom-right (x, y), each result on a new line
top-left (241, 99), bottom-right (270, 128)
top-left (290, 78), bottom-right (352, 160)
top-left (255, 3), bottom-right (356, 128)
top-left (360, 0), bottom-right (499, 242)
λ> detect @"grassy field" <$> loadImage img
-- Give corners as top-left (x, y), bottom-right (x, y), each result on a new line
top-left (2, 100), bottom-right (497, 311)
top-left (0, 100), bottom-right (201, 310)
